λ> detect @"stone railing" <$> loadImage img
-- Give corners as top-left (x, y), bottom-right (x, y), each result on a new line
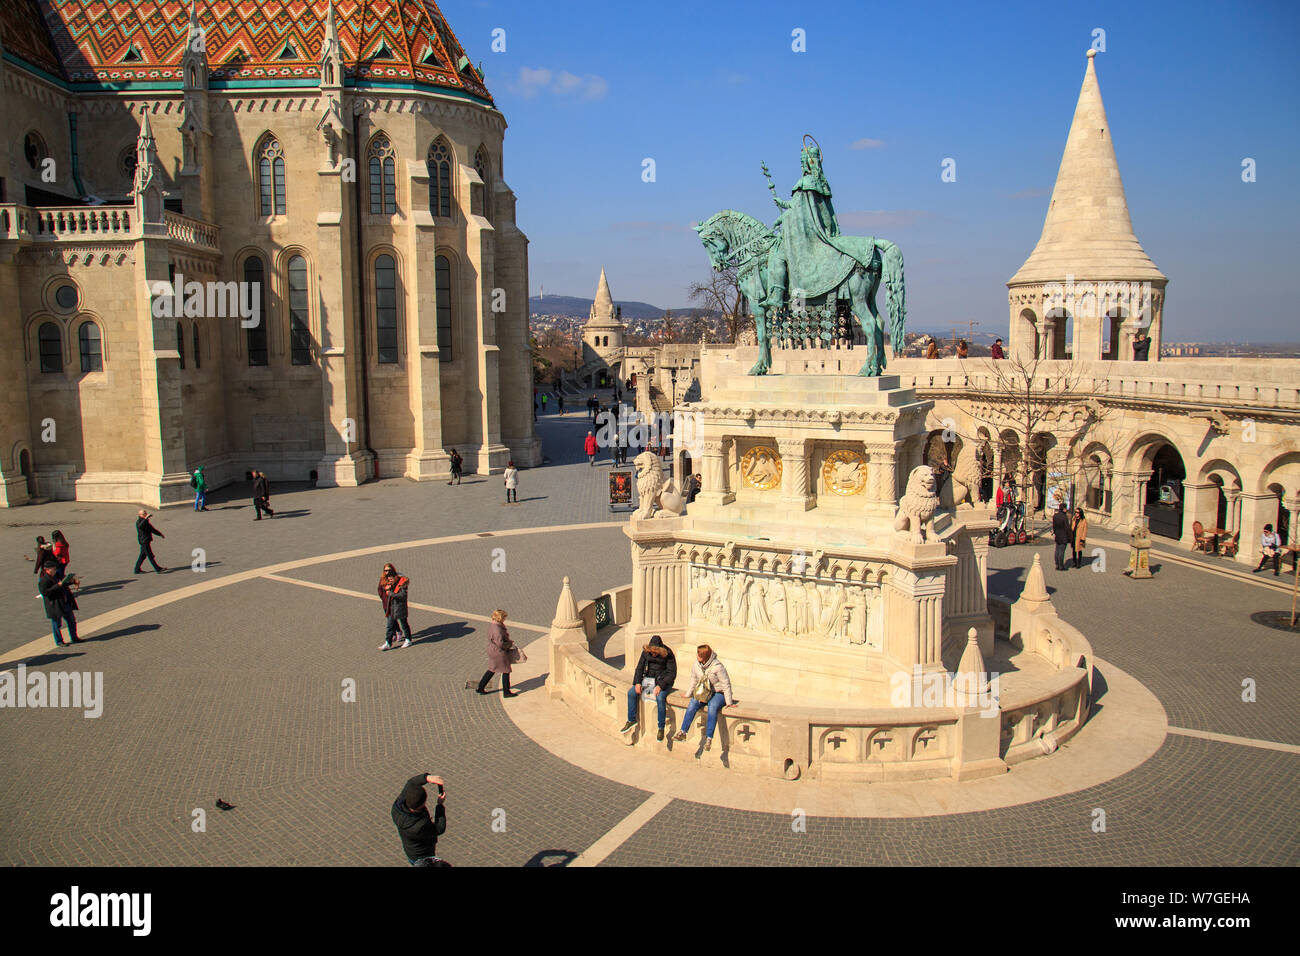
top-left (0, 203), bottom-right (223, 257)
top-left (164, 211), bottom-right (221, 252)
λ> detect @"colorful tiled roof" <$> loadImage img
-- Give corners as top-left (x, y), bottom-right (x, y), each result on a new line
top-left (0, 0), bottom-right (64, 79)
top-left (33, 1), bottom-right (491, 101)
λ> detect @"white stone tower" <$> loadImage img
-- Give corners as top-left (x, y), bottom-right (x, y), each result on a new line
top-left (580, 267), bottom-right (625, 386)
top-left (1007, 50), bottom-right (1167, 362)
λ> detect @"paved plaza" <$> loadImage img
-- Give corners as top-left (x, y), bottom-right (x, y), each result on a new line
top-left (1, 413), bottom-right (1296, 867)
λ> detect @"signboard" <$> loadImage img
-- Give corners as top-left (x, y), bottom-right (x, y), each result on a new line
top-left (609, 470), bottom-right (634, 512)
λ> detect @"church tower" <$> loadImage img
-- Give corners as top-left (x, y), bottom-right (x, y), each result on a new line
top-left (1007, 50), bottom-right (1167, 362)
top-left (580, 268), bottom-right (626, 387)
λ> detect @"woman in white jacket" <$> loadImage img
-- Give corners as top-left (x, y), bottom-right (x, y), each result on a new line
top-left (673, 644), bottom-right (737, 751)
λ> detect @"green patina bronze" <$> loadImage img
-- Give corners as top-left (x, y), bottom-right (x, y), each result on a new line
top-left (695, 137), bottom-right (907, 376)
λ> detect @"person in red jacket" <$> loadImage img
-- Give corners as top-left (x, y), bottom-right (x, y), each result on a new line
top-left (584, 430), bottom-right (598, 466)
top-left (51, 530), bottom-right (71, 581)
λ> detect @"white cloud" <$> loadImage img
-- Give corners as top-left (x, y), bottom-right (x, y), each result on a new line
top-left (511, 66), bottom-right (607, 100)
top-left (849, 138), bottom-right (886, 150)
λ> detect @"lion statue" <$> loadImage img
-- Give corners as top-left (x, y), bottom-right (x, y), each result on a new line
top-left (894, 465), bottom-right (939, 542)
top-left (633, 451), bottom-right (683, 519)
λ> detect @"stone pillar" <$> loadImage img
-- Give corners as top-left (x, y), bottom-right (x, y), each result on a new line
top-left (1133, 470), bottom-right (1152, 518)
top-left (1285, 494), bottom-right (1300, 551)
top-left (777, 438), bottom-right (813, 510)
top-left (868, 442), bottom-right (897, 504)
top-left (403, 158), bottom-right (448, 480)
top-left (1181, 480), bottom-right (1219, 548)
top-left (0, 251), bottom-right (32, 506)
top-left (624, 520), bottom-right (687, 669)
top-left (695, 439), bottom-right (732, 505)
top-left (1238, 492), bottom-right (1273, 566)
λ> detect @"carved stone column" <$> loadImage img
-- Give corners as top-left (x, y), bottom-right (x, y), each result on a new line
top-left (695, 439), bottom-right (732, 505)
top-left (1284, 493), bottom-right (1300, 550)
top-left (867, 443), bottom-right (897, 504)
top-left (777, 438), bottom-right (813, 510)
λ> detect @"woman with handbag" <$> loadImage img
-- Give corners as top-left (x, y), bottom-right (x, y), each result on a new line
top-left (673, 644), bottom-right (736, 751)
top-left (476, 609), bottom-right (522, 697)
top-left (1071, 507), bottom-right (1089, 569)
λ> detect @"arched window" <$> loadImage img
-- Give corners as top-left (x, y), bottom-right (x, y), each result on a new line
top-left (375, 254), bottom-right (398, 364)
top-left (243, 255), bottom-right (269, 366)
top-left (256, 135), bottom-right (287, 216)
top-left (288, 255), bottom-right (311, 365)
top-left (435, 255), bottom-right (452, 363)
top-left (38, 322), bottom-right (61, 373)
top-left (473, 145), bottom-right (491, 221)
top-left (176, 321), bottom-right (185, 369)
top-left (78, 322), bottom-right (102, 372)
top-left (192, 324), bottom-right (201, 370)
top-left (428, 139), bottom-right (452, 217)
top-left (368, 135), bottom-right (397, 215)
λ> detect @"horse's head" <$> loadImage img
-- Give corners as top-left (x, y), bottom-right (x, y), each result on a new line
top-left (694, 217), bottom-right (731, 272)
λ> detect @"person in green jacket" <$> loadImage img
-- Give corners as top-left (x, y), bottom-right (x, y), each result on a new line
top-left (192, 466), bottom-right (208, 511)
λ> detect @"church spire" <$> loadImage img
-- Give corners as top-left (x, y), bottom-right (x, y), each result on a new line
top-left (587, 267), bottom-right (620, 326)
top-left (320, 0), bottom-right (343, 89)
top-left (1009, 50), bottom-right (1164, 284)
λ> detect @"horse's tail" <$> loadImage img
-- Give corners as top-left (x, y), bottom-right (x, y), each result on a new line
top-left (879, 240), bottom-right (907, 353)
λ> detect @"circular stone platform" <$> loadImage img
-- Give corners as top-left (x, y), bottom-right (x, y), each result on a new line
top-left (505, 636), bottom-right (1167, 818)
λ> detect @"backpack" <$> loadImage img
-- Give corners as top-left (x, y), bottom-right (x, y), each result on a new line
top-left (190, 474), bottom-right (198, 488)
top-left (691, 663), bottom-right (715, 703)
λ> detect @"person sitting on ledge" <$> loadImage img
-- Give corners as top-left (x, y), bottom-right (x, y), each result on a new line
top-left (673, 644), bottom-right (737, 751)
top-left (620, 635), bottom-right (677, 742)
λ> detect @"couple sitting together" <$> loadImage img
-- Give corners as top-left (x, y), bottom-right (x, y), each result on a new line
top-left (618, 638), bottom-right (738, 750)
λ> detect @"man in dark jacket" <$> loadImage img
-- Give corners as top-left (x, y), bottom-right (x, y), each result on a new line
top-left (1051, 502), bottom-right (1072, 570)
top-left (391, 772), bottom-right (449, 866)
top-left (620, 634), bottom-right (677, 741)
top-left (133, 509), bottom-right (165, 573)
top-left (38, 561), bottom-right (81, 647)
top-left (252, 470), bottom-right (275, 519)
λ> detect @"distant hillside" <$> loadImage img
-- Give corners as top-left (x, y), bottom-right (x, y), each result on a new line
top-left (530, 295), bottom-right (716, 320)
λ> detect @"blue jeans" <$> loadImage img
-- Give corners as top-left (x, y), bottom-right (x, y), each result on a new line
top-left (194, 489), bottom-right (206, 509)
top-left (50, 610), bottom-right (77, 646)
top-left (385, 615), bottom-right (412, 644)
top-left (627, 685), bottom-right (668, 729)
top-left (680, 691), bottom-right (726, 738)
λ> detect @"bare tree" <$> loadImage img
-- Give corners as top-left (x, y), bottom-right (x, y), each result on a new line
top-left (946, 354), bottom-right (1112, 532)
top-left (688, 263), bottom-right (752, 343)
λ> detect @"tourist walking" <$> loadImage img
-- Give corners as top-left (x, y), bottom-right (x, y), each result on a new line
top-left (1254, 524), bottom-right (1283, 576)
top-left (1051, 502), bottom-right (1071, 570)
top-left (253, 470), bottom-right (275, 519)
top-left (391, 772), bottom-right (450, 867)
top-left (991, 338), bottom-right (1005, 359)
top-left (673, 644), bottom-right (736, 750)
top-left (503, 461), bottom-right (518, 503)
top-left (475, 609), bottom-right (520, 697)
top-left (192, 465), bottom-right (208, 511)
top-left (448, 448), bottom-right (463, 485)
top-left (50, 530), bottom-right (71, 581)
top-left (540, 392), bottom-right (549, 416)
top-left (620, 635), bottom-right (677, 741)
top-left (133, 509), bottom-right (165, 573)
top-left (38, 561), bottom-right (81, 647)
top-left (1071, 507), bottom-right (1089, 568)
top-left (378, 563), bottom-right (413, 649)
top-left (584, 430), bottom-right (598, 466)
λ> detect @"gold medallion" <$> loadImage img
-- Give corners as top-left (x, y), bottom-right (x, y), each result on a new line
top-left (740, 445), bottom-right (782, 490)
top-left (822, 449), bottom-right (866, 496)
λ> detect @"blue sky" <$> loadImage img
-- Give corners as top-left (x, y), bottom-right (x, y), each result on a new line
top-left (448, 0), bottom-right (1299, 342)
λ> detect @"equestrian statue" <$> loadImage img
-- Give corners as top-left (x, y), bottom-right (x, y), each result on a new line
top-left (694, 136), bottom-right (907, 376)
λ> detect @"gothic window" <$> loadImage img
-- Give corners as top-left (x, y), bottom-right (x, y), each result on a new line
top-left (176, 321), bottom-right (185, 369)
top-left (375, 254), bottom-right (398, 364)
top-left (473, 145), bottom-right (491, 221)
top-left (435, 255), bottom-right (453, 363)
top-left (256, 135), bottom-right (286, 216)
top-left (428, 139), bottom-right (452, 217)
top-left (288, 255), bottom-right (312, 365)
top-left (368, 135), bottom-right (397, 214)
top-left (23, 131), bottom-right (47, 171)
top-left (78, 322), bottom-right (102, 373)
top-left (120, 147), bottom-right (138, 185)
top-left (244, 255), bottom-right (269, 366)
top-left (38, 322), bottom-right (61, 373)
top-left (192, 324), bottom-right (201, 370)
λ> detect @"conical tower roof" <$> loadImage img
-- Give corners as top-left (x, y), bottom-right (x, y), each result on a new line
top-left (587, 267), bottom-right (622, 328)
top-left (1009, 51), bottom-right (1165, 286)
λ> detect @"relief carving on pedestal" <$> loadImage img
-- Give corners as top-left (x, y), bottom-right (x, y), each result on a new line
top-left (687, 565), bottom-right (880, 648)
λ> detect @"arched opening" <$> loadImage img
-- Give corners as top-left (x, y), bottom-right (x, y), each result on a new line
top-left (1029, 432), bottom-right (1058, 512)
top-left (1017, 309), bottom-right (1037, 358)
top-left (1046, 310), bottom-right (1071, 360)
top-left (1102, 309), bottom-right (1125, 361)
top-left (1080, 444), bottom-right (1113, 514)
top-left (367, 133), bottom-right (397, 215)
top-left (255, 134), bottom-right (287, 216)
top-left (1147, 443), bottom-right (1186, 539)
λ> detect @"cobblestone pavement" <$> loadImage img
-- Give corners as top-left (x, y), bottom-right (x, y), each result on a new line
top-left (1, 414), bottom-right (1296, 866)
